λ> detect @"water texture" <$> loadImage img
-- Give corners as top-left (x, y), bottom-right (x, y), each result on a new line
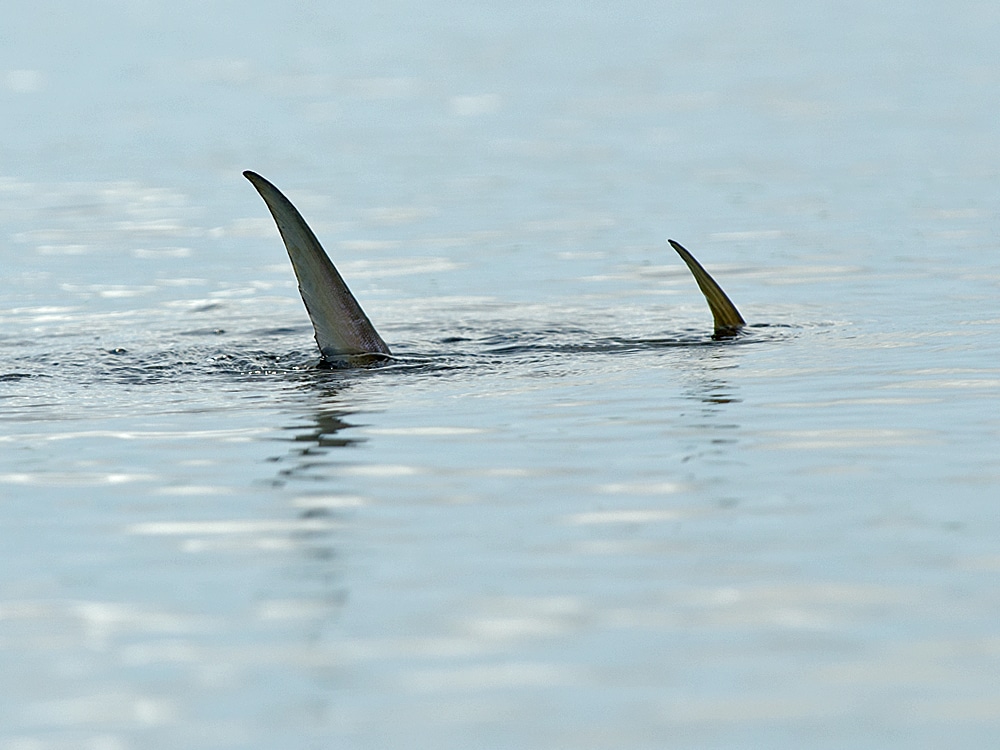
top-left (2, 2), bottom-right (1000, 748)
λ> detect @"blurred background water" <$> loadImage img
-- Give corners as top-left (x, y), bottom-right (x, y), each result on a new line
top-left (2, 1), bottom-right (1000, 748)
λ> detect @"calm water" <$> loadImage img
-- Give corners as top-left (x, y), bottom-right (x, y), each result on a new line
top-left (3, 2), bottom-right (1000, 748)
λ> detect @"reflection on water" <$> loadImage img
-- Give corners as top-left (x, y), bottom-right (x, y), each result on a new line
top-left (2, 247), bottom-right (996, 749)
top-left (270, 407), bottom-right (366, 487)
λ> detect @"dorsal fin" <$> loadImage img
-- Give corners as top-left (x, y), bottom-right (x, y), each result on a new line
top-left (243, 171), bottom-right (391, 361)
top-left (668, 239), bottom-right (746, 335)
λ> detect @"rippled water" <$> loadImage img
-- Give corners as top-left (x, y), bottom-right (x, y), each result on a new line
top-left (3, 1), bottom-right (1000, 748)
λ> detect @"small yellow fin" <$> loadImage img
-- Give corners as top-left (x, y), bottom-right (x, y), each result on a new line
top-left (668, 239), bottom-right (746, 334)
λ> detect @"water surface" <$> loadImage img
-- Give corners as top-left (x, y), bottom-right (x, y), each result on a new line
top-left (3, 1), bottom-right (1000, 748)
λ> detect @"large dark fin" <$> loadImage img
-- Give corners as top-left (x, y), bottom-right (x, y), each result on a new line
top-left (668, 239), bottom-right (746, 335)
top-left (244, 171), bottom-right (391, 361)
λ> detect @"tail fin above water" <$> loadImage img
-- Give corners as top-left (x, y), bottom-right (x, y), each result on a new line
top-left (668, 239), bottom-right (746, 335)
top-left (243, 170), bottom-right (391, 361)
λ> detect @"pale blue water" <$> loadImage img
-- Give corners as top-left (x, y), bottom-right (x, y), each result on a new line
top-left (3, 1), bottom-right (1000, 748)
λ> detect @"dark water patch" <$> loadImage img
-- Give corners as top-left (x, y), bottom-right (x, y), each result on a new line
top-left (0, 319), bottom-right (799, 400)
top-left (0, 372), bottom-right (45, 385)
top-left (178, 327), bottom-right (227, 336)
top-left (280, 413), bottom-right (366, 449)
top-left (476, 323), bottom-right (784, 357)
top-left (246, 325), bottom-right (314, 338)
